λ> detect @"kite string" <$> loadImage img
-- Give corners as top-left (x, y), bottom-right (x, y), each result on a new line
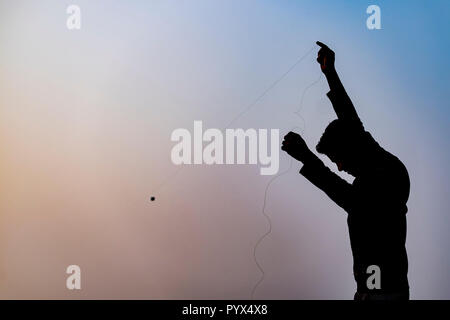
top-left (150, 45), bottom-right (316, 195)
top-left (251, 72), bottom-right (323, 299)
top-left (147, 44), bottom-right (323, 299)
top-left (250, 128), bottom-right (297, 300)
top-left (225, 46), bottom-right (315, 129)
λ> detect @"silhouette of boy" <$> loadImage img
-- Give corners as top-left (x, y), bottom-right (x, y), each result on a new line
top-left (282, 42), bottom-right (410, 300)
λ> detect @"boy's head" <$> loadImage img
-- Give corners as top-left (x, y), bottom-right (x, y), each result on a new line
top-left (316, 119), bottom-right (364, 176)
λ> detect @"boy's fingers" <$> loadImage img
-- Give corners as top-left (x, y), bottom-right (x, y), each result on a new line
top-left (316, 41), bottom-right (329, 49)
top-left (284, 132), bottom-right (297, 140)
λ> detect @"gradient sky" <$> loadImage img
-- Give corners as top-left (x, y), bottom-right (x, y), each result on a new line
top-left (0, 0), bottom-right (449, 299)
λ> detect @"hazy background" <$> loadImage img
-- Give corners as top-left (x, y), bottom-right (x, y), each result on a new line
top-left (0, 0), bottom-right (449, 299)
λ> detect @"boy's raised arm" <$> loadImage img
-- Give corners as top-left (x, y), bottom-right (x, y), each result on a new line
top-left (316, 41), bottom-right (361, 126)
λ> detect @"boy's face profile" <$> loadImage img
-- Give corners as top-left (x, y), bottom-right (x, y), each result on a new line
top-left (328, 155), bottom-right (344, 172)
top-left (327, 151), bottom-right (359, 176)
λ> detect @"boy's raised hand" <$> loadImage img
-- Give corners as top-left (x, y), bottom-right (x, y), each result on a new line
top-left (316, 41), bottom-right (335, 74)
